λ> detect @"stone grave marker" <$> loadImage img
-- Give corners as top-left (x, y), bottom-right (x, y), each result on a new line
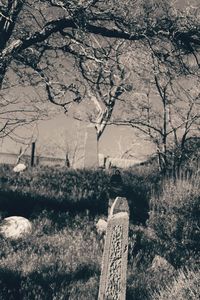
top-left (84, 125), bottom-right (99, 168)
top-left (98, 197), bottom-right (129, 300)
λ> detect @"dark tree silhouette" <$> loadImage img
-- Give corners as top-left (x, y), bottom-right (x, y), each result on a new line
top-left (0, 0), bottom-right (200, 139)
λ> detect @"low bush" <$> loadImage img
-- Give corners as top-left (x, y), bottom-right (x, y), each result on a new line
top-left (127, 224), bottom-right (174, 300)
top-left (152, 268), bottom-right (200, 300)
top-left (148, 171), bottom-right (200, 267)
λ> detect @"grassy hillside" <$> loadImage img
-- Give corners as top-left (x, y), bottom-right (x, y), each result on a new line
top-left (0, 163), bottom-right (199, 299)
top-left (0, 165), bottom-right (151, 224)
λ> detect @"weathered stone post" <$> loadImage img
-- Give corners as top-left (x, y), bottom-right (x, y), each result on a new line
top-left (84, 125), bottom-right (99, 168)
top-left (98, 197), bottom-right (129, 300)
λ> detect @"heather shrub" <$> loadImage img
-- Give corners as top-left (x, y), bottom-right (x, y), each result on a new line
top-left (127, 264), bottom-right (199, 300)
top-left (152, 268), bottom-right (200, 300)
top-left (127, 224), bottom-right (173, 300)
top-left (148, 171), bottom-right (200, 266)
top-left (127, 266), bottom-right (175, 300)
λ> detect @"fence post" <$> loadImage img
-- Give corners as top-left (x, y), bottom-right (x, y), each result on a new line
top-left (31, 142), bottom-right (36, 167)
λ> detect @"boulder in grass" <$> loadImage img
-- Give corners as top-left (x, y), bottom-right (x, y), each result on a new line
top-left (96, 219), bottom-right (107, 235)
top-left (0, 216), bottom-right (32, 240)
top-left (13, 163), bottom-right (26, 173)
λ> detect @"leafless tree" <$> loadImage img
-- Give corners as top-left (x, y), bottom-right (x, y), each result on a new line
top-left (113, 20), bottom-right (200, 172)
top-left (119, 81), bottom-right (200, 171)
top-left (116, 135), bottom-right (141, 160)
top-left (72, 39), bottom-right (132, 139)
top-left (15, 123), bottom-right (39, 164)
top-left (37, 122), bottom-right (84, 167)
top-left (0, 88), bottom-right (47, 141)
top-left (0, 0), bottom-right (200, 142)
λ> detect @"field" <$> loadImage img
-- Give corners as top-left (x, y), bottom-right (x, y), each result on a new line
top-left (0, 164), bottom-right (199, 299)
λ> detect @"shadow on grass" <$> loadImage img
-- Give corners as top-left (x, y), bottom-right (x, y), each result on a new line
top-left (0, 189), bottom-right (108, 219)
top-left (0, 263), bottom-right (100, 300)
top-left (0, 186), bottom-right (150, 226)
top-left (0, 268), bottom-right (21, 300)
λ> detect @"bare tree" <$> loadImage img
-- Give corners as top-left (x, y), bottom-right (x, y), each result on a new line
top-left (114, 32), bottom-right (200, 172)
top-left (15, 123), bottom-right (39, 164)
top-left (117, 135), bottom-right (142, 160)
top-left (37, 122), bottom-right (84, 167)
top-left (0, 0), bottom-right (200, 142)
top-left (124, 83), bottom-right (200, 171)
top-left (0, 88), bottom-right (47, 141)
top-left (72, 39), bottom-right (132, 139)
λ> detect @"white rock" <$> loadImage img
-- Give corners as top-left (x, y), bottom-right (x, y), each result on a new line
top-left (96, 219), bottom-right (107, 235)
top-left (0, 216), bottom-right (32, 240)
top-left (13, 163), bottom-right (26, 173)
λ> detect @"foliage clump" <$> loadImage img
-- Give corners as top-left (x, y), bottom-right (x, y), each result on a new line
top-left (152, 268), bottom-right (200, 300)
top-left (148, 171), bottom-right (200, 267)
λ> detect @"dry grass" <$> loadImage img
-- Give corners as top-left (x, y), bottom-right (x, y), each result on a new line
top-left (0, 213), bottom-right (102, 300)
top-left (152, 268), bottom-right (200, 300)
top-left (0, 165), bottom-right (199, 299)
top-left (148, 170), bottom-right (200, 266)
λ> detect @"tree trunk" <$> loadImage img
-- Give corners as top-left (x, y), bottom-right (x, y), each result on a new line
top-left (0, 57), bottom-right (9, 89)
top-left (0, 0), bottom-right (24, 50)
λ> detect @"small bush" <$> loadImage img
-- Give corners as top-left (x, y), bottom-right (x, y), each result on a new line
top-left (148, 171), bottom-right (200, 267)
top-left (152, 268), bottom-right (200, 300)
